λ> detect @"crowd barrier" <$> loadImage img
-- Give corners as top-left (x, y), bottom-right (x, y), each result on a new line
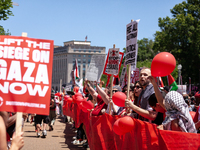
top-left (63, 102), bottom-right (200, 150)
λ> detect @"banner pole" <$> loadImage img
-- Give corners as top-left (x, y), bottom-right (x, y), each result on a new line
top-left (16, 32), bottom-right (27, 135)
top-left (109, 44), bottom-right (115, 114)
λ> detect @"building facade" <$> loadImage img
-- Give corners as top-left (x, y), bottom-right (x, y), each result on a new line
top-left (52, 40), bottom-right (106, 91)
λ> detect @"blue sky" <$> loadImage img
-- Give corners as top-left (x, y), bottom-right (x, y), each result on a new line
top-left (1, 0), bottom-right (184, 53)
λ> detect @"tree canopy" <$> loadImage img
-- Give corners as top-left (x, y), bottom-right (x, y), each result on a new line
top-left (0, 0), bottom-right (13, 21)
top-left (153, 0), bottom-right (200, 84)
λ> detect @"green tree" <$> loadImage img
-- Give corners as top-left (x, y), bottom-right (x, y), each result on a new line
top-left (0, 0), bottom-right (13, 21)
top-left (153, 0), bottom-right (200, 84)
top-left (137, 38), bottom-right (155, 62)
top-left (0, 25), bottom-right (10, 35)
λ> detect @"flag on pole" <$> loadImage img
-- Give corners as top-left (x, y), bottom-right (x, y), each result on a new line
top-left (85, 36), bottom-right (87, 41)
top-left (167, 74), bottom-right (178, 91)
top-left (158, 77), bottom-right (164, 87)
top-left (73, 59), bottom-right (79, 80)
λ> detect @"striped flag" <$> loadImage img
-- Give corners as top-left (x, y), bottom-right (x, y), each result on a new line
top-left (167, 74), bottom-right (178, 91)
top-left (73, 59), bottom-right (79, 80)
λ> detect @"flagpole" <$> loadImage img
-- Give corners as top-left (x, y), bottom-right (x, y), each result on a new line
top-left (109, 44), bottom-right (115, 115)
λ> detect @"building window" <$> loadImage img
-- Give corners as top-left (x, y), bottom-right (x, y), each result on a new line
top-left (79, 55), bottom-right (81, 57)
top-left (94, 50), bottom-right (96, 53)
top-left (78, 59), bottom-right (81, 63)
top-left (89, 50), bottom-right (91, 53)
top-left (83, 59), bottom-right (86, 63)
top-left (88, 59), bottom-right (91, 64)
top-left (88, 55), bottom-right (91, 58)
top-left (73, 50), bottom-right (76, 52)
top-left (99, 51), bottom-right (101, 53)
top-left (83, 55), bottom-right (86, 57)
top-left (84, 50), bottom-right (86, 52)
top-left (79, 50), bottom-right (81, 52)
top-left (73, 55), bottom-right (76, 57)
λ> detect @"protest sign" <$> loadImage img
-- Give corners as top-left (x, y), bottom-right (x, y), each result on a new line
top-left (85, 54), bottom-right (105, 81)
top-left (130, 68), bottom-right (139, 83)
top-left (0, 35), bottom-right (54, 115)
top-left (65, 85), bottom-right (72, 91)
top-left (177, 85), bottom-right (187, 94)
top-left (119, 67), bottom-right (127, 86)
top-left (106, 48), bottom-right (120, 75)
top-left (103, 52), bottom-right (124, 77)
top-left (125, 20), bottom-right (139, 67)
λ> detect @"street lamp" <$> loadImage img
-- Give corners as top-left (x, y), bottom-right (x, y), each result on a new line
top-left (178, 64), bottom-right (182, 85)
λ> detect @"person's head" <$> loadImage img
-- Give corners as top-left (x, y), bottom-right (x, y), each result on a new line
top-left (51, 92), bottom-right (55, 99)
top-left (139, 67), bottom-right (151, 88)
top-left (163, 86), bottom-right (169, 94)
top-left (148, 93), bottom-right (165, 113)
top-left (112, 85), bottom-right (122, 94)
top-left (122, 85), bottom-right (127, 94)
top-left (133, 81), bottom-right (142, 97)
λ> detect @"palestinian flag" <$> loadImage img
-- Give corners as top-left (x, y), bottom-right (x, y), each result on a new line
top-left (167, 74), bottom-right (178, 91)
top-left (73, 59), bottom-right (79, 80)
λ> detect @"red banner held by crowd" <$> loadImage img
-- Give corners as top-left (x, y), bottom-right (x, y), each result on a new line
top-left (0, 36), bottom-right (54, 115)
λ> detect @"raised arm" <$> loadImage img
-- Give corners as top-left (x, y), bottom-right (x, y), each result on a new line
top-left (125, 99), bottom-right (157, 120)
top-left (85, 80), bottom-right (98, 102)
top-left (148, 76), bottom-right (166, 110)
top-left (94, 81), bottom-right (110, 105)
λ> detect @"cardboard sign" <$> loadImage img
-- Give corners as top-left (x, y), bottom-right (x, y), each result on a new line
top-left (106, 48), bottom-right (120, 75)
top-left (177, 85), bottom-right (187, 94)
top-left (85, 54), bottom-right (106, 81)
top-left (125, 20), bottom-right (139, 67)
top-left (0, 36), bottom-right (54, 115)
top-left (131, 68), bottom-right (139, 83)
top-left (65, 85), bottom-right (72, 91)
top-left (103, 52), bottom-right (124, 77)
top-left (119, 67), bottom-right (127, 86)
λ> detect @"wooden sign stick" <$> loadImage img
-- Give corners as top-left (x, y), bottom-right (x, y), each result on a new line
top-left (109, 44), bottom-right (115, 114)
top-left (15, 32), bottom-right (28, 135)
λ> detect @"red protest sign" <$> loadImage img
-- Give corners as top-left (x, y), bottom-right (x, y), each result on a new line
top-left (0, 36), bottom-right (54, 115)
top-left (103, 51), bottom-right (124, 77)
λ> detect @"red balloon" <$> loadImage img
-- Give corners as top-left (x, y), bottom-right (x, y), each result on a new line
top-left (74, 86), bottom-right (79, 93)
top-left (64, 95), bottom-right (70, 100)
top-left (112, 92), bottom-right (126, 107)
top-left (113, 119), bottom-right (126, 135)
top-left (151, 52), bottom-right (176, 77)
top-left (67, 97), bottom-right (73, 103)
top-left (118, 116), bottom-right (135, 133)
top-left (189, 111), bottom-right (196, 121)
top-left (74, 96), bottom-right (84, 104)
top-left (74, 92), bottom-right (82, 98)
top-left (82, 100), bottom-right (94, 110)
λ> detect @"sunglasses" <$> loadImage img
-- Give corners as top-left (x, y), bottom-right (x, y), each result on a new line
top-left (112, 90), bottom-right (118, 93)
top-left (134, 86), bottom-right (141, 89)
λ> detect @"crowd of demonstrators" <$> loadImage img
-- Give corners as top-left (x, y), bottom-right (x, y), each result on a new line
top-left (63, 66), bottom-right (200, 148)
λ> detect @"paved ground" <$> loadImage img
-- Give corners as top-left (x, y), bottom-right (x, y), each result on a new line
top-left (22, 117), bottom-right (90, 150)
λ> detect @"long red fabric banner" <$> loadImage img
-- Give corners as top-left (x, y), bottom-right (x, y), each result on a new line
top-left (63, 102), bottom-right (200, 150)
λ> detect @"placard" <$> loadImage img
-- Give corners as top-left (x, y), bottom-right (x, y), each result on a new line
top-left (103, 52), bottom-right (124, 77)
top-left (119, 67), bottom-right (127, 86)
top-left (106, 48), bottom-right (119, 75)
top-left (0, 36), bottom-right (54, 115)
top-left (85, 54), bottom-right (106, 81)
top-left (131, 68), bottom-right (139, 83)
top-left (125, 20), bottom-right (139, 67)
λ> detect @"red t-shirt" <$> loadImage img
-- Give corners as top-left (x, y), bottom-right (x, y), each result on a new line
top-left (92, 94), bottom-right (107, 116)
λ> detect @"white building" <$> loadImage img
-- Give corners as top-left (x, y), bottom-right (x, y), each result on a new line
top-left (52, 40), bottom-right (106, 91)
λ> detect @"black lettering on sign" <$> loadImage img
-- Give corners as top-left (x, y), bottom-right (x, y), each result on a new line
top-left (126, 44), bottom-right (136, 53)
top-left (126, 32), bottom-right (137, 40)
top-left (127, 25), bottom-right (132, 34)
top-left (132, 23), bottom-right (137, 32)
top-left (107, 64), bottom-right (118, 69)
